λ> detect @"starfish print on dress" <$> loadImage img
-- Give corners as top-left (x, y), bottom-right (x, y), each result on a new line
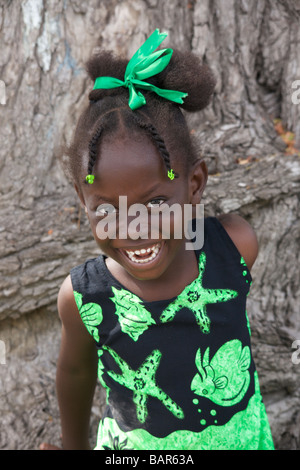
top-left (160, 252), bottom-right (238, 334)
top-left (103, 346), bottom-right (184, 423)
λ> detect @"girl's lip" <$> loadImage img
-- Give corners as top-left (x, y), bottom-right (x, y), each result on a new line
top-left (118, 241), bottom-right (164, 268)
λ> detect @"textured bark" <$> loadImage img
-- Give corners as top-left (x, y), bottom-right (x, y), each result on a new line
top-left (0, 0), bottom-right (299, 450)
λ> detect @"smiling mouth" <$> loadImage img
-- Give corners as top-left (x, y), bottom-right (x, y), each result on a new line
top-left (123, 242), bottom-right (162, 264)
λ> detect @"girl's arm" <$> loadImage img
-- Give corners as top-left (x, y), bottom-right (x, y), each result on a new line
top-left (55, 275), bottom-right (98, 450)
top-left (218, 213), bottom-right (259, 271)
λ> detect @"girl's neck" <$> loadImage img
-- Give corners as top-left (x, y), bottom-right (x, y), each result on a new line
top-left (105, 245), bottom-right (199, 302)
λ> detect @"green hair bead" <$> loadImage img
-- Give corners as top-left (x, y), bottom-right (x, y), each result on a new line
top-left (86, 174), bottom-right (95, 184)
top-left (168, 169), bottom-right (175, 180)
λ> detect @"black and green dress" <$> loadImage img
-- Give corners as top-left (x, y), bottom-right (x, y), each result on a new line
top-left (70, 217), bottom-right (274, 450)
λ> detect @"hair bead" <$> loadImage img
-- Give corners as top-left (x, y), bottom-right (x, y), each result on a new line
top-left (168, 169), bottom-right (175, 180)
top-left (85, 174), bottom-right (95, 184)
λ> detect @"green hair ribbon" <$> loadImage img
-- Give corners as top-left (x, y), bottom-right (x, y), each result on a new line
top-left (93, 29), bottom-right (188, 111)
top-left (86, 30), bottom-right (183, 184)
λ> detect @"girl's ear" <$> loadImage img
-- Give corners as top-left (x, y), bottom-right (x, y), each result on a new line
top-left (189, 159), bottom-right (208, 205)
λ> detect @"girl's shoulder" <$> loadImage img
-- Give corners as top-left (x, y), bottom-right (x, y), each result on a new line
top-left (216, 214), bottom-right (259, 271)
top-left (57, 275), bottom-right (93, 341)
top-left (57, 275), bottom-right (77, 322)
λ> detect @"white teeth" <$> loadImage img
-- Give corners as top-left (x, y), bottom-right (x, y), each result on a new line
top-left (124, 243), bottom-right (161, 264)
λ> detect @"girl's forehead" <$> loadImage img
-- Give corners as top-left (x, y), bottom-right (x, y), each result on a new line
top-left (95, 134), bottom-right (166, 176)
top-left (80, 134), bottom-right (189, 203)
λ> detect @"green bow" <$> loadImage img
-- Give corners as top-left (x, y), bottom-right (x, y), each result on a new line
top-left (93, 29), bottom-right (188, 110)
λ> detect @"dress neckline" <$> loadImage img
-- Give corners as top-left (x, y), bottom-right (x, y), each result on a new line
top-left (97, 249), bottom-right (201, 306)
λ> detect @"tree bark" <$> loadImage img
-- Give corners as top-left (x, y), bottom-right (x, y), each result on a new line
top-left (0, 0), bottom-right (299, 449)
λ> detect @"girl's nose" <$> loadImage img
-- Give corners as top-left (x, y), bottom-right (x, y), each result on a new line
top-left (120, 214), bottom-right (152, 241)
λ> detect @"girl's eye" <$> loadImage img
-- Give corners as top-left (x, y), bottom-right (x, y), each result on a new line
top-left (146, 199), bottom-right (165, 209)
top-left (95, 204), bottom-right (117, 217)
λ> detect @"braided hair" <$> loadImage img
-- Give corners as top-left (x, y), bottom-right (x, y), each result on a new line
top-left (130, 114), bottom-right (178, 179)
top-left (64, 49), bottom-right (216, 186)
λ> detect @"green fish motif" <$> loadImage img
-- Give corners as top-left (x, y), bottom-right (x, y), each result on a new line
top-left (110, 286), bottom-right (156, 341)
top-left (160, 252), bottom-right (238, 334)
top-left (191, 339), bottom-right (251, 407)
top-left (73, 291), bottom-right (103, 342)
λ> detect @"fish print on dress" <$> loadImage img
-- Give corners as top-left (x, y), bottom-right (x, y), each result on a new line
top-left (191, 339), bottom-right (251, 407)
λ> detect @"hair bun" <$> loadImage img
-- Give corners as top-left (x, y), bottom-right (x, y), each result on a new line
top-left (86, 48), bottom-right (216, 111)
top-left (86, 51), bottom-right (128, 102)
top-left (156, 49), bottom-right (216, 112)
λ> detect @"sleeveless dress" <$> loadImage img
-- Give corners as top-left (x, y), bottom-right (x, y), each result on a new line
top-left (70, 217), bottom-right (274, 450)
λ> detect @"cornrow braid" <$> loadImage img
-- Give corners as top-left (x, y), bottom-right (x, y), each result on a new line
top-left (84, 106), bottom-right (179, 184)
top-left (65, 47), bottom-right (216, 186)
top-left (85, 123), bottom-right (103, 184)
top-left (131, 113), bottom-right (179, 180)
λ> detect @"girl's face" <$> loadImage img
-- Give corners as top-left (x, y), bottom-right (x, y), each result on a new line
top-left (76, 133), bottom-right (207, 282)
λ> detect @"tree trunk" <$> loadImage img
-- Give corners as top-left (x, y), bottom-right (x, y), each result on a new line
top-left (0, 0), bottom-right (299, 449)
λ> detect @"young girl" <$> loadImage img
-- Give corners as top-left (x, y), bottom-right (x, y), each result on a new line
top-left (43, 30), bottom-right (274, 450)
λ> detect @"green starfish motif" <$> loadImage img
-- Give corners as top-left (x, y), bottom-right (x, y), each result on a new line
top-left (103, 346), bottom-right (184, 423)
top-left (110, 286), bottom-right (156, 341)
top-left (160, 252), bottom-right (238, 334)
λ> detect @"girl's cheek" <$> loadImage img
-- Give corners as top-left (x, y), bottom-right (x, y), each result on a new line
top-left (157, 210), bottom-right (186, 241)
top-left (94, 213), bottom-right (118, 241)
